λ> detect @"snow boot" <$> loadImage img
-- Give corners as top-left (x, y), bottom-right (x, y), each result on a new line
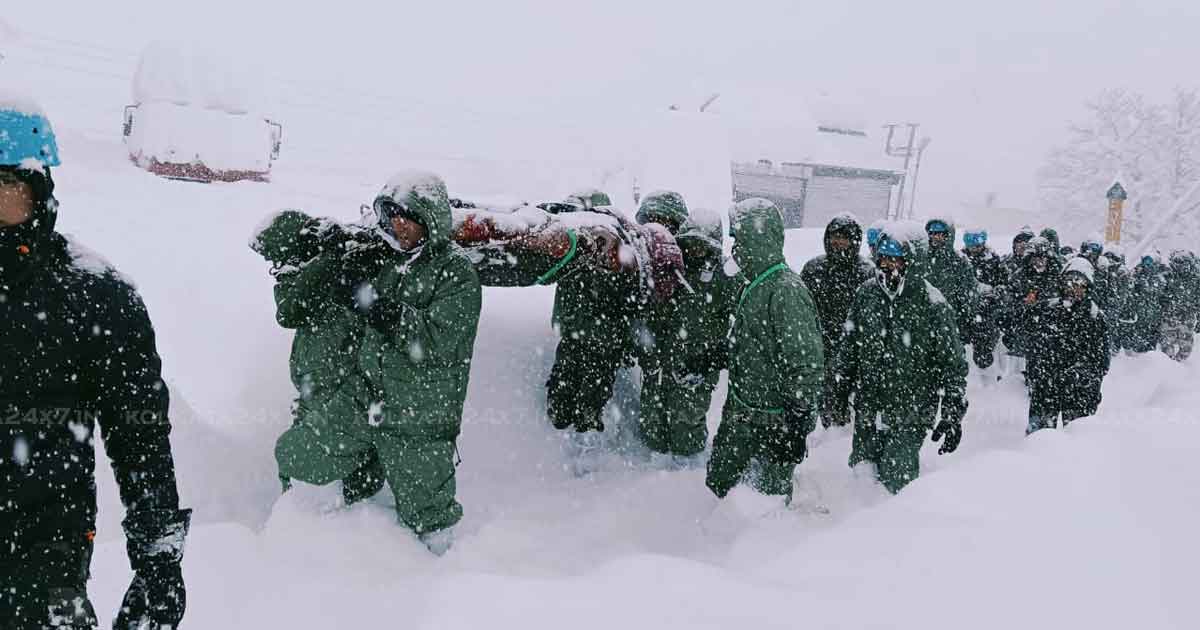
top-left (419, 527), bottom-right (455, 556)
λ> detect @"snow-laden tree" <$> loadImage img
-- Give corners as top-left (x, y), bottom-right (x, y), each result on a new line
top-left (1038, 88), bottom-right (1200, 252)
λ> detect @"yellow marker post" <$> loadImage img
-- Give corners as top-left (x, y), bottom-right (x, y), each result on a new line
top-left (1105, 181), bottom-right (1127, 244)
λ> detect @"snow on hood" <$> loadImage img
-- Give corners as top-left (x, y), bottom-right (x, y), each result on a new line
top-left (65, 235), bottom-right (134, 286)
top-left (1064, 256), bottom-right (1095, 283)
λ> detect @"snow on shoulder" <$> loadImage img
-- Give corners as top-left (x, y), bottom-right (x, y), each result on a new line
top-left (65, 235), bottom-right (134, 287)
top-left (923, 279), bottom-right (948, 304)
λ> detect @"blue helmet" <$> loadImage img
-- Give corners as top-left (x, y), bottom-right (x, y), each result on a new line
top-left (963, 230), bottom-right (988, 248)
top-left (925, 219), bottom-right (950, 234)
top-left (1081, 239), bottom-right (1103, 256)
top-left (866, 227), bottom-right (882, 247)
top-left (877, 235), bottom-right (905, 258)
top-left (0, 107), bottom-right (61, 168)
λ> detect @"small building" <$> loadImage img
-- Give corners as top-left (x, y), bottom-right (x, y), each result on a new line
top-left (730, 120), bottom-right (903, 229)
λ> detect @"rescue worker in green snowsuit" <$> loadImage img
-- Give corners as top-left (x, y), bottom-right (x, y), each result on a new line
top-left (634, 191), bottom-right (736, 458)
top-left (705, 198), bottom-right (824, 500)
top-left (269, 172), bottom-right (482, 552)
top-left (832, 232), bottom-right (969, 494)
top-left (546, 190), bottom-right (642, 433)
top-left (252, 209), bottom-right (387, 502)
top-left (923, 218), bottom-right (979, 356)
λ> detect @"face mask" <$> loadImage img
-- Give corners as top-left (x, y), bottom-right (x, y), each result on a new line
top-left (1032, 257), bottom-right (1048, 273)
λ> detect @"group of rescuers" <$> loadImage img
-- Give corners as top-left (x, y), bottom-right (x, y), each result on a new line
top-left (255, 171), bottom-right (1185, 554)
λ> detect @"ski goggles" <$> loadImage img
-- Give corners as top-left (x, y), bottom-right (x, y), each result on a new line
top-left (876, 236), bottom-right (905, 258)
top-left (963, 231), bottom-right (987, 247)
top-left (866, 227), bottom-right (882, 246)
top-left (925, 220), bottom-right (950, 234)
top-left (1082, 241), bottom-right (1103, 255)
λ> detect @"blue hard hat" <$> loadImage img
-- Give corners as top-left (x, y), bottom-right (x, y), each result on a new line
top-left (925, 219), bottom-right (950, 234)
top-left (877, 236), bottom-right (905, 258)
top-left (964, 230), bottom-right (988, 247)
top-left (0, 107), bottom-right (61, 168)
top-left (866, 227), bottom-right (882, 246)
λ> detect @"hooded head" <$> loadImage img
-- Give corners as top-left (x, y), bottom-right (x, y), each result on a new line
top-left (1169, 249), bottom-right (1198, 277)
top-left (1023, 236), bottom-right (1056, 275)
top-left (565, 188), bottom-right (613, 211)
top-left (0, 98), bottom-right (61, 274)
top-left (1039, 227), bottom-right (1061, 251)
top-left (1062, 257), bottom-right (1094, 302)
top-left (372, 171), bottom-right (453, 252)
top-left (963, 227), bottom-right (988, 254)
top-left (873, 232), bottom-right (913, 295)
top-left (1012, 226), bottom-right (1035, 258)
top-left (824, 213), bottom-right (863, 262)
top-left (728, 197), bottom-right (785, 276)
top-left (924, 217), bottom-right (956, 253)
top-left (1079, 238), bottom-right (1103, 263)
top-left (636, 190), bottom-right (689, 234)
top-left (672, 207), bottom-right (723, 267)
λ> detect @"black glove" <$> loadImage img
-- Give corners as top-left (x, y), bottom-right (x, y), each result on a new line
top-left (930, 419), bottom-right (962, 454)
top-left (363, 295), bottom-right (416, 334)
top-left (771, 403), bottom-right (816, 464)
top-left (973, 348), bottom-right (994, 369)
top-left (115, 508), bottom-right (191, 630)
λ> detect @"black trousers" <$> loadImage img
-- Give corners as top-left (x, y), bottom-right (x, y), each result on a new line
top-left (0, 506), bottom-right (98, 630)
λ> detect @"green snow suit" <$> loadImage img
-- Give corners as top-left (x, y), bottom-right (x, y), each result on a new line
top-left (833, 235), bottom-right (968, 494)
top-left (705, 198), bottom-right (824, 499)
top-left (636, 192), bottom-right (737, 456)
top-left (545, 208), bottom-right (642, 433)
top-left (273, 175), bottom-right (482, 535)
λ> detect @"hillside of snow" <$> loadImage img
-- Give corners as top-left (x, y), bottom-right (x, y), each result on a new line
top-left (2, 25), bottom-right (1198, 630)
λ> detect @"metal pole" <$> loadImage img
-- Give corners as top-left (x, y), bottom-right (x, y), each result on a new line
top-left (907, 137), bottom-right (931, 219)
top-left (893, 124), bottom-right (918, 219)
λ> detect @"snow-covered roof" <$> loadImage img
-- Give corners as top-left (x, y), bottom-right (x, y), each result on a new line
top-left (133, 41), bottom-right (262, 114)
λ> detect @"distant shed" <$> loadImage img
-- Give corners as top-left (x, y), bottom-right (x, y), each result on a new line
top-left (730, 124), bottom-right (902, 229)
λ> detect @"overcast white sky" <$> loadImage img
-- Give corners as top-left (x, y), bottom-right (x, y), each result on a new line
top-left (6, 0), bottom-right (1200, 213)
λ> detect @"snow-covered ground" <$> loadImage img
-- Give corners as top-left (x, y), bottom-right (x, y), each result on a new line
top-left (4, 27), bottom-right (1199, 630)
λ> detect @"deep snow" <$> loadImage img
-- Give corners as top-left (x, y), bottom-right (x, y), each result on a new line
top-left (3, 27), bottom-right (1199, 630)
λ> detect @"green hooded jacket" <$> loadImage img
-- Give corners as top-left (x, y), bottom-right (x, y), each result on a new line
top-left (833, 235), bottom-right (968, 423)
top-left (357, 173), bottom-right (483, 439)
top-left (725, 198), bottom-right (825, 415)
top-left (924, 217), bottom-right (979, 336)
top-left (638, 192), bottom-right (736, 372)
top-left (252, 210), bottom-right (377, 424)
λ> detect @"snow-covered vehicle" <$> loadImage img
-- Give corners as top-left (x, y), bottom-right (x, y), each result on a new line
top-left (122, 41), bottom-right (282, 183)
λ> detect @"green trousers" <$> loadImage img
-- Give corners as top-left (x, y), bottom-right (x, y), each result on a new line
top-left (276, 415), bottom-right (461, 534)
top-left (639, 368), bottom-right (716, 456)
top-left (705, 406), bottom-right (795, 498)
top-left (849, 410), bottom-right (932, 494)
